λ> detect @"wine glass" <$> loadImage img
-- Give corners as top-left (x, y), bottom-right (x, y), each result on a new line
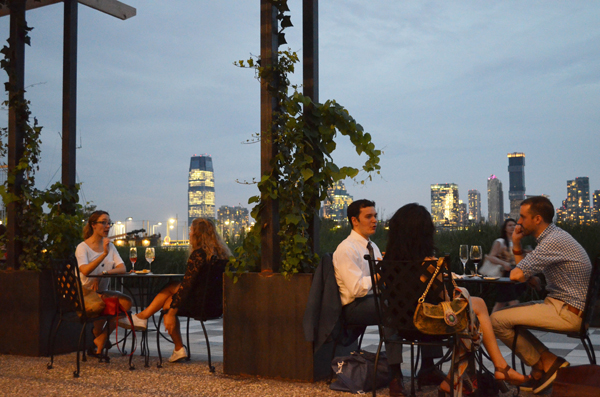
top-left (470, 245), bottom-right (482, 277)
top-left (145, 247), bottom-right (155, 273)
top-left (129, 247), bottom-right (137, 272)
top-left (459, 245), bottom-right (469, 275)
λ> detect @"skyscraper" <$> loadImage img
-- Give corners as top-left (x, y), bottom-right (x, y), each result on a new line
top-left (487, 175), bottom-right (504, 226)
top-left (468, 189), bottom-right (481, 224)
top-left (593, 190), bottom-right (600, 224)
top-left (507, 152), bottom-right (525, 219)
top-left (217, 205), bottom-right (250, 239)
top-left (188, 155), bottom-right (215, 226)
top-left (321, 180), bottom-right (353, 223)
top-left (431, 183), bottom-right (459, 228)
top-left (457, 201), bottom-right (468, 228)
top-left (565, 177), bottom-right (590, 224)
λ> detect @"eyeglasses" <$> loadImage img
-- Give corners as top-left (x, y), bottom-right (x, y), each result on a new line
top-left (94, 221), bottom-right (114, 227)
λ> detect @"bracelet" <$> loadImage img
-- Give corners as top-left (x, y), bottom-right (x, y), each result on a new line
top-left (102, 270), bottom-right (108, 275)
top-left (512, 248), bottom-right (523, 256)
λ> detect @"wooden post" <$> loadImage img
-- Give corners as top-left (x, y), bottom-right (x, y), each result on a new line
top-left (6, 1), bottom-right (27, 269)
top-left (303, 0), bottom-right (320, 255)
top-left (62, 0), bottom-right (78, 211)
top-left (260, 0), bottom-right (280, 272)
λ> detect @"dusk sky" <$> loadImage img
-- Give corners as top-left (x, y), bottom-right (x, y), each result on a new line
top-left (1, 1), bottom-right (599, 236)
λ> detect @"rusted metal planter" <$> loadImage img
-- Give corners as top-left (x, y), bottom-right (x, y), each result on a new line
top-left (0, 269), bottom-right (81, 356)
top-left (223, 272), bottom-right (354, 382)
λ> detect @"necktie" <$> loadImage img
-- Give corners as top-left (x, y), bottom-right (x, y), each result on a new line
top-left (367, 241), bottom-right (375, 260)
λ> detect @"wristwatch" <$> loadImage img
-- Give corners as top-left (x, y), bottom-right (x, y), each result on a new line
top-left (102, 270), bottom-right (108, 275)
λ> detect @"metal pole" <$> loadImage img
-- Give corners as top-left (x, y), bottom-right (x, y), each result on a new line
top-left (62, 0), bottom-right (78, 213)
top-left (303, 0), bottom-right (320, 256)
top-left (6, 1), bottom-right (27, 269)
top-left (260, 0), bottom-right (280, 272)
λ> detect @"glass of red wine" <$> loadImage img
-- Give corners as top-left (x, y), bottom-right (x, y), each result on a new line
top-left (129, 247), bottom-right (137, 272)
top-left (470, 245), bottom-right (482, 277)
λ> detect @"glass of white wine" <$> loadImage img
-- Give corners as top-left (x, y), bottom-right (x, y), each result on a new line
top-left (459, 245), bottom-right (469, 275)
top-left (145, 247), bottom-right (155, 273)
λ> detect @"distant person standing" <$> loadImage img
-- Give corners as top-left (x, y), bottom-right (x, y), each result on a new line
top-left (491, 196), bottom-right (591, 394)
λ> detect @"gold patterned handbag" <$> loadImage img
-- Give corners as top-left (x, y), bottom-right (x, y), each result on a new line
top-left (413, 258), bottom-right (469, 335)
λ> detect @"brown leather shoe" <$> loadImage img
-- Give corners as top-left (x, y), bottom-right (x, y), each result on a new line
top-left (389, 377), bottom-right (407, 397)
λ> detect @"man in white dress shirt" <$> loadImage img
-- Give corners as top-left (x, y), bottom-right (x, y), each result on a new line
top-left (333, 199), bottom-right (407, 396)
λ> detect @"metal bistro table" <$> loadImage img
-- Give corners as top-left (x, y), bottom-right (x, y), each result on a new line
top-left (90, 272), bottom-right (184, 367)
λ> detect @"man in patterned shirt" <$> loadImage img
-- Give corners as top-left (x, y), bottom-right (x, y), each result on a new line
top-left (491, 196), bottom-right (591, 394)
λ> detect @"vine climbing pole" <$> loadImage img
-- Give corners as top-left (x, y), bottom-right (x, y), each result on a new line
top-left (0, 0), bottom-right (136, 268)
top-left (303, 0), bottom-right (319, 255)
top-left (5, 1), bottom-right (26, 268)
top-left (260, 0), bottom-right (320, 270)
top-left (260, 0), bottom-right (280, 272)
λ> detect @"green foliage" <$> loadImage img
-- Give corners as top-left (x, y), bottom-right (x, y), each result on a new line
top-left (0, 11), bottom-right (84, 271)
top-left (228, 1), bottom-right (381, 280)
top-left (229, 49), bottom-right (382, 279)
top-left (556, 222), bottom-right (600, 261)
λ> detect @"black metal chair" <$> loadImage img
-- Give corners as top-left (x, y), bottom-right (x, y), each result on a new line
top-left (156, 256), bottom-right (227, 372)
top-left (512, 257), bottom-right (600, 372)
top-left (46, 257), bottom-right (132, 377)
top-left (366, 256), bottom-right (459, 397)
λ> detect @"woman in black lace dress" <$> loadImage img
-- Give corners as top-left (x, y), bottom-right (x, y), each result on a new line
top-left (120, 218), bottom-right (231, 362)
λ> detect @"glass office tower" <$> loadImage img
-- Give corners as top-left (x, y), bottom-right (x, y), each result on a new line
top-left (188, 155), bottom-right (215, 226)
top-left (431, 183), bottom-right (459, 228)
top-left (566, 177), bottom-right (590, 224)
top-left (487, 175), bottom-right (504, 226)
top-left (468, 189), bottom-right (481, 224)
top-left (507, 153), bottom-right (525, 219)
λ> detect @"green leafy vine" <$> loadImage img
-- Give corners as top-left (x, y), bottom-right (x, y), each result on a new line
top-left (227, 1), bottom-right (382, 280)
top-left (0, 3), bottom-right (84, 270)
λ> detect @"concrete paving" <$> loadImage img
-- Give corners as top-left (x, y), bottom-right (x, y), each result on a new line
top-left (1, 316), bottom-right (596, 396)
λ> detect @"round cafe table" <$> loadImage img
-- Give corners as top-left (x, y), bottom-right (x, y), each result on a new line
top-left (89, 272), bottom-right (184, 367)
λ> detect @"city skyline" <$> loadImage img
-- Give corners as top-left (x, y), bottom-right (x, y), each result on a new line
top-left (0, 2), bottom-right (599, 231)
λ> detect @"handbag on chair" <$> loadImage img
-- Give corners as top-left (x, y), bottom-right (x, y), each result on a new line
top-left (413, 258), bottom-right (470, 335)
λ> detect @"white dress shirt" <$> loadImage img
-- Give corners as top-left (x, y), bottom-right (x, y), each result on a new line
top-left (332, 229), bottom-right (382, 306)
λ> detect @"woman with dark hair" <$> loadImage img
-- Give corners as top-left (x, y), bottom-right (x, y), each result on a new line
top-left (75, 210), bottom-right (132, 357)
top-left (119, 218), bottom-right (232, 363)
top-left (385, 204), bottom-right (528, 395)
top-left (484, 218), bottom-right (527, 312)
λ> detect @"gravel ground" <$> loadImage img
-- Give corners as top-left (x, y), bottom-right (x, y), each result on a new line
top-left (0, 352), bottom-right (542, 396)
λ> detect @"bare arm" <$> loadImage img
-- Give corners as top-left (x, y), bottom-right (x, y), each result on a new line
top-left (79, 238), bottom-right (110, 276)
top-left (485, 241), bottom-right (513, 271)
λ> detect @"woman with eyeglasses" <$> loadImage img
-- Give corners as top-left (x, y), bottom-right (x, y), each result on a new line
top-left (75, 210), bottom-right (132, 357)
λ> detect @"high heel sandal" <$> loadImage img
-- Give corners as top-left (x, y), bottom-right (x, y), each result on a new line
top-left (494, 364), bottom-right (530, 386)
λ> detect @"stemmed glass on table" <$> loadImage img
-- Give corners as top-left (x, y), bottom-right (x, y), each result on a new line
top-left (129, 247), bottom-right (137, 272)
top-left (470, 245), bottom-right (482, 277)
top-left (145, 247), bottom-right (155, 273)
top-left (459, 245), bottom-right (469, 275)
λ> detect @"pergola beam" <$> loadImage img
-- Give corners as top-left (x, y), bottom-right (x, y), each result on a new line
top-left (0, 0), bottom-right (136, 20)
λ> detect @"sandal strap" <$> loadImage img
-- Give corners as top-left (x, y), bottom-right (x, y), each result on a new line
top-left (494, 365), bottom-right (511, 377)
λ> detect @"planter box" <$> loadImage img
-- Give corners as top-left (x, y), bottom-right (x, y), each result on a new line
top-left (0, 269), bottom-right (82, 356)
top-left (223, 272), bottom-right (356, 382)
